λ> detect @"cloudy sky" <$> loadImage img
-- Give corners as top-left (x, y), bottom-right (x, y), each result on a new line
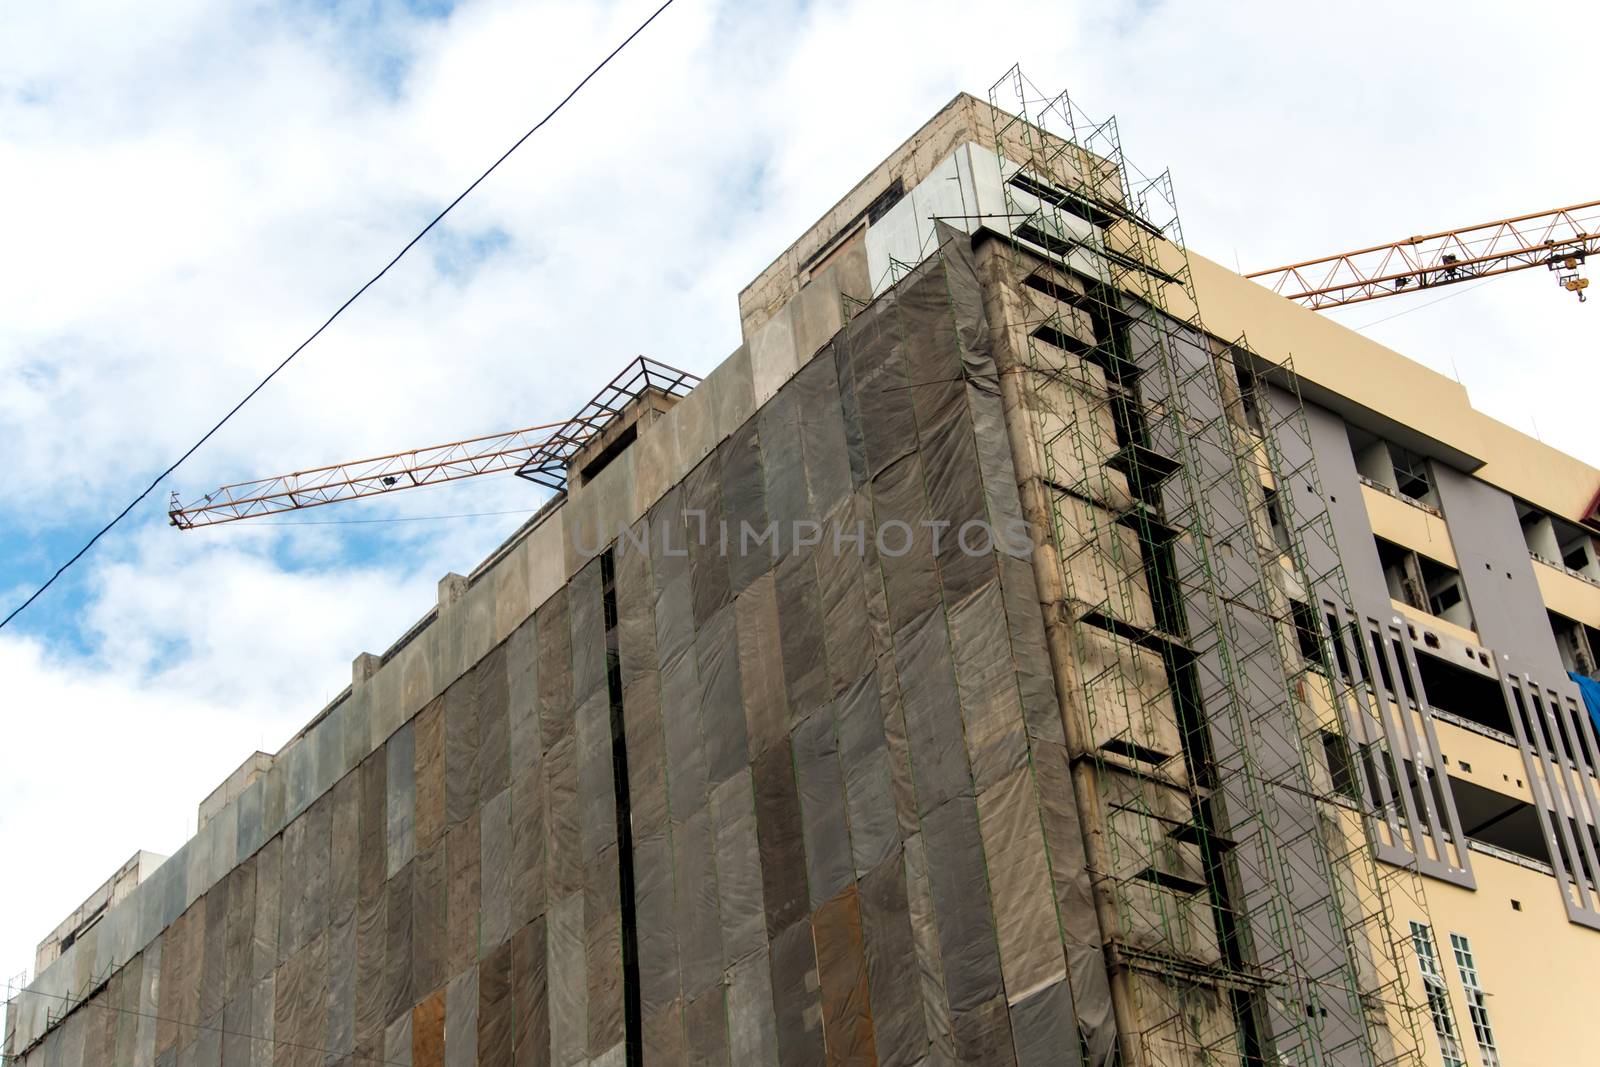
top-left (2, 0), bottom-right (1595, 989)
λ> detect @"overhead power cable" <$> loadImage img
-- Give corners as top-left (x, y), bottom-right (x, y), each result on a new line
top-left (0, 0), bottom-right (678, 634)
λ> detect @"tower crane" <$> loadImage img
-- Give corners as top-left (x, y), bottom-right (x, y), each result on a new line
top-left (169, 202), bottom-right (1597, 530)
top-left (1246, 199), bottom-right (1599, 308)
top-left (167, 357), bottom-right (698, 528)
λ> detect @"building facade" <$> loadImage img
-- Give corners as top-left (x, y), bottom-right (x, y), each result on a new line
top-left (6, 79), bottom-right (1599, 1067)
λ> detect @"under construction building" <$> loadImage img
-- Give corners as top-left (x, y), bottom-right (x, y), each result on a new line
top-left (7, 73), bottom-right (1600, 1067)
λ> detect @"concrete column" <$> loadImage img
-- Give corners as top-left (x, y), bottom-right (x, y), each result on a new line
top-left (437, 573), bottom-right (468, 611)
top-left (351, 652), bottom-right (381, 688)
top-left (975, 239), bottom-right (1147, 1067)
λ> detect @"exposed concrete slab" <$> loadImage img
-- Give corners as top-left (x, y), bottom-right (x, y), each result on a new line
top-left (790, 267), bottom-right (843, 370)
top-left (709, 344), bottom-right (756, 445)
top-left (749, 304), bottom-right (798, 409)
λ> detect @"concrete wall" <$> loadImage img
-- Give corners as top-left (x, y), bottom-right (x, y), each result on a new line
top-left (1188, 252), bottom-right (1600, 524)
top-left (1393, 849), bottom-right (1600, 1067)
top-left (32, 852), bottom-right (167, 976)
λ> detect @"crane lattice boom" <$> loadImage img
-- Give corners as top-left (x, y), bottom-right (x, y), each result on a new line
top-left (167, 421), bottom-right (567, 528)
top-left (1246, 199), bottom-right (1599, 308)
top-left (168, 357), bottom-right (701, 529)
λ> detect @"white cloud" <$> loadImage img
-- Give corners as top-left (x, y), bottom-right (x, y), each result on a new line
top-left (2, 0), bottom-right (1597, 992)
top-left (0, 530), bottom-right (442, 985)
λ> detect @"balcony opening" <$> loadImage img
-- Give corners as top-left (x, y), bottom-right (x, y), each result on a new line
top-left (1347, 427), bottom-right (1440, 509)
top-left (1375, 536), bottom-right (1473, 630)
top-left (1264, 486), bottom-right (1292, 556)
top-left (1517, 499), bottom-right (1600, 582)
top-left (1413, 649), bottom-right (1512, 735)
top-left (1447, 775), bottom-right (1550, 865)
top-left (1551, 611), bottom-right (1600, 679)
top-left (1234, 362), bottom-right (1267, 436)
top-left (1288, 598), bottom-right (1326, 670)
top-left (1321, 729), bottom-right (1361, 800)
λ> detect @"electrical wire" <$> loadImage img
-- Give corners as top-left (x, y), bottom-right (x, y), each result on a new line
top-left (0, 0), bottom-right (678, 634)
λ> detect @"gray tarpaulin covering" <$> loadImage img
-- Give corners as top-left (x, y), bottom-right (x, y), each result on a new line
top-left (674, 807), bottom-right (722, 997)
top-left (511, 916), bottom-right (549, 1067)
top-left (686, 451), bottom-right (730, 628)
top-left (327, 779), bottom-right (358, 1060)
top-left (506, 615), bottom-right (540, 787)
top-left (23, 549), bottom-right (620, 1067)
top-left (775, 549), bottom-right (828, 719)
top-left (999, 555), bottom-right (1062, 745)
top-left (727, 949), bottom-right (779, 1066)
top-left (1010, 979), bottom-right (1076, 1067)
top-left (770, 919), bottom-right (825, 1067)
top-left (477, 644), bottom-right (511, 802)
top-left (1034, 741), bottom-right (1116, 1064)
top-left (413, 839), bottom-right (447, 998)
top-left (816, 498), bottom-right (874, 696)
top-left (846, 294), bottom-right (916, 480)
top-left (14, 237), bottom-right (1120, 1067)
top-left (753, 741), bottom-right (808, 938)
top-left (355, 756), bottom-right (388, 1058)
top-left (794, 355), bottom-right (854, 522)
top-left (872, 454), bottom-right (941, 634)
top-left (793, 706), bottom-right (855, 910)
top-left (576, 688), bottom-right (616, 860)
top-left (384, 858), bottom-right (414, 1027)
top-left (695, 603), bottom-right (747, 788)
top-left (545, 732), bottom-right (581, 902)
top-left (896, 608), bottom-right (971, 817)
top-left (415, 698), bottom-right (445, 856)
top-left (922, 794), bottom-right (1004, 1015)
top-left (857, 851), bottom-right (925, 1067)
top-left (680, 990), bottom-right (723, 1064)
top-left (758, 382), bottom-right (808, 536)
top-left (722, 418), bottom-right (770, 595)
top-left (478, 938), bottom-right (514, 1067)
top-left (660, 639), bottom-right (707, 819)
top-left (445, 966), bottom-right (478, 1067)
top-left (537, 588), bottom-right (572, 746)
top-left (632, 830), bottom-right (678, 1016)
top-left (835, 672), bottom-right (900, 878)
top-left (444, 672), bottom-right (481, 829)
top-left (949, 580), bottom-right (1029, 792)
top-left (479, 786), bottom-right (513, 957)
top-left (977, 765), bottom-right (1064, 1003)
top-left (734, 574), bottom-right (788, 760)
top-left (584, 845), bottom-right (624, 1055)
top-left (710, 771), bottom-right (766, 969)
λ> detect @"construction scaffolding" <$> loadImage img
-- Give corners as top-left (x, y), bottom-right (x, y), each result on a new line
top-left (984, 68), bottom-right (1439, 1066)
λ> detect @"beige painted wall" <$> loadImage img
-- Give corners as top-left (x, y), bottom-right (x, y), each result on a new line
top-left (1187, 253), bottom-right (1600, 523)
top-left (1535, 558), bottom-right (1600, 628)
top-left (1398, 850), bottom-right (1600, 1067)
top-left (1363, 484), bottom-right (1458, 566)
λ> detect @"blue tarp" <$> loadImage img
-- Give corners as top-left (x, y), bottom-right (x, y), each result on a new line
top-left (1570, 671), bottom-right (1600, 738)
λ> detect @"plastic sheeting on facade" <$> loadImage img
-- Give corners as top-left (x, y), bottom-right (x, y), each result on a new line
top-left (13, 235), bottom-right (1124, 1067)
